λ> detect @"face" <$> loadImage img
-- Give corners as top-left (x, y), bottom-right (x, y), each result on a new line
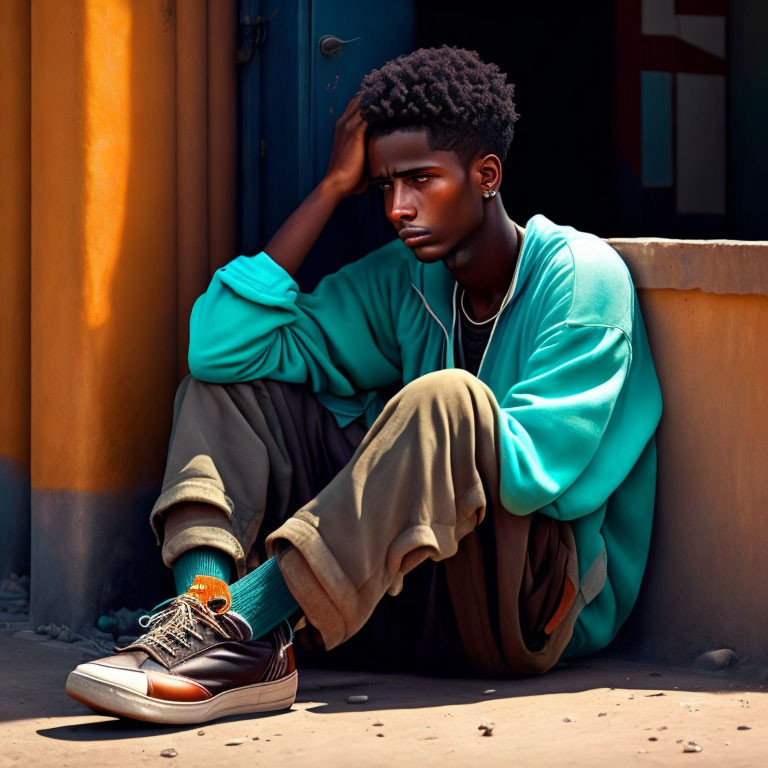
top-left (366, 128), bottom-right (486, 263)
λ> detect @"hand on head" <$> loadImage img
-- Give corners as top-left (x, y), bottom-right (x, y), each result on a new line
top-left (324, 92), bottom-right (369, 198)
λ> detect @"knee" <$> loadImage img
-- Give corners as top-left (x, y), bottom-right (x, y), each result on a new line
top-left (178, 374), bottom-right (220, 400)
top-left (399, 368), bottom-right (483, 406)
top-left (174, 375), bottom-right (236, 412)
top-left (181, 375), bottom-right (247, 398)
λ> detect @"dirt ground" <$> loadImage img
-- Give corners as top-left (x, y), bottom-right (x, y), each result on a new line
top-left (2, 624), bottom-right (767, 768)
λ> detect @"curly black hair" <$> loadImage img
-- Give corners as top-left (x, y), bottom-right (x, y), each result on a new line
top-left (359, 45), bottom-right (519, 163)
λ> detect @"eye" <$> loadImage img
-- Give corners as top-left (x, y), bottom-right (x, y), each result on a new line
top-left (375, 181), bottom-right (393, 192)
top-left (411, 174), bottom-right (432, 183)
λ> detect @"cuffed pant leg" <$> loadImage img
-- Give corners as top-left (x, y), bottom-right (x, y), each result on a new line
top-left (149, 375), bottom-right (364, 578)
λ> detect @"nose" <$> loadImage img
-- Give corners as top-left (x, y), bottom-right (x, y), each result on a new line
top-left (387, 180), bottom-right (415, 224)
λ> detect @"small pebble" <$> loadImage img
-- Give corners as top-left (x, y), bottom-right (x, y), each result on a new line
top-left (725, 740), bottom-right (731, 746)
top-left (483, 689), bottom-right (496, 695)
top-left (694, 648), bottom-right (738, 672)
top-left (737, 725), bottom-right (751, 731)
top-left (57, 627), bottom-right (77, 643)
top-left (373, 722), bottom-right (384, 727)
top-left (563, 717), bottom-right (573, 723)
top-left (252, 736), bottom-right (260, 740)
top-left (225, 738), bottom-right (245, 746)
top-left (638, 749), bottom-right (648, 754)
top-left (657, 726), bottom-right (668, 731)
top-left (347, 695), bottom-right (368, 704)
top-left (683, 742), bottom-right (702, 753)
top-left (645, 692), bottom-right (665, 697)
top-left (648, 737), bottom-right (658, 742)
top-left (376, 733), bottom-right (385, 738)
top-left (478, 724), bottom-right (494, 737)
top-left (598, 712), bottom-right (607, 717)
top-left (197, 730), bottom-right (205, 736)
top-left (160, 749), bottom-right (177, 758)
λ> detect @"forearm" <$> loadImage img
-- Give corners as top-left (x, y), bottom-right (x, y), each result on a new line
top-left (263, 177), bottom-right (345, 276)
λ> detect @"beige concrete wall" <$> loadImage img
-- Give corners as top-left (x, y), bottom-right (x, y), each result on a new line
top-left (610, 239), bottom-right (768, 662)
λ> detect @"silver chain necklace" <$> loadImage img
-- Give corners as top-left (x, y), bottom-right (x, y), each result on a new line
top-left (459, 289), bottom-right (502, 326)
top-left (459, 223), bottom-right (525, 327)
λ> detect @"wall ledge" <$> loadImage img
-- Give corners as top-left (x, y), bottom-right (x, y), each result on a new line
top-left (607, 239), bottom-right (768, 296)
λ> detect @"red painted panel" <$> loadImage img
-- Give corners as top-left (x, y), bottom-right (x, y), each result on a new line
top-left (615, 0), bottom-right (642, 175)
top-left (675, 0), bottom-right (726, 15)
top-left (642, 36), bottom-right (727, 74)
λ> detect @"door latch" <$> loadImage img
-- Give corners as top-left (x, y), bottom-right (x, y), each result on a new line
top-left (318, 35), bottom-right (362, 57)
top-left (236, 9), bottom-right (278, 65)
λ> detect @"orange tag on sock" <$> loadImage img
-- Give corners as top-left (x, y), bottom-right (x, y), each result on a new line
top-left (186, 575), bottom-right (232, 614)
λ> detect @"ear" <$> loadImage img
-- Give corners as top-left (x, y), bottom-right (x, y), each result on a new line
top-left (473, 153), bottom-right (502, 194)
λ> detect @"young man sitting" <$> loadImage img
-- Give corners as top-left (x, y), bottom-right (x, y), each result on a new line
top-left (66, 45), bottom-right (662, 725)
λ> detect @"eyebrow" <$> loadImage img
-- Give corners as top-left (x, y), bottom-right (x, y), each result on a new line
top-left (370, 166), bottom-right (435, 184)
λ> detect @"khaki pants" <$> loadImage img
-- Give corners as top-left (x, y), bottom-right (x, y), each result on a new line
top-left (150, 370), bottom-right (579, 675)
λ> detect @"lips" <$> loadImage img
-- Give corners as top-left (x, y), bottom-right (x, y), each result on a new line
top-left (399, 226), bottom-right (431, 246)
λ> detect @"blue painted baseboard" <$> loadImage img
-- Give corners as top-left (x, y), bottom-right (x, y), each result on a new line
top-left (0, 456), bottom-right (30, 580)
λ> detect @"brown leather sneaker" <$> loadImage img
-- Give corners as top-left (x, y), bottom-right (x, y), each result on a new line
top-left (65, 576), bottom-right (297, 724)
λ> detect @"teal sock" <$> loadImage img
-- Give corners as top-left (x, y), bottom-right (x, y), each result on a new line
top-left (229, 557), bottom-right (300, 639)
top-left (173, 546), bottom-right (232, 595)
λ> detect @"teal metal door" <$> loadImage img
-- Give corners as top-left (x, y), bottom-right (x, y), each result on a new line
top-left (237, 0), bottom-right (414, 288)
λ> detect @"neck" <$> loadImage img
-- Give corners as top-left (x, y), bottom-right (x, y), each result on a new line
top-left (443, 195), bottom-right (521, 322)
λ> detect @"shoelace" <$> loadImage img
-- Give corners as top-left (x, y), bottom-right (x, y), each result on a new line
top-left (135, 593), bottom-right (231, 656)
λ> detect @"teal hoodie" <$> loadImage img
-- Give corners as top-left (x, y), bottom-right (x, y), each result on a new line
top-left (189, 214), bottom-right (662, 657)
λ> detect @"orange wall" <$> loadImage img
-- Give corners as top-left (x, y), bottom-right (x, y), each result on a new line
top-left (30, 0), bottom-right (178, 492)
top-left (26, 0), bottom-right (239, 493)
top-left (0, 1), bottom-right (30, 467)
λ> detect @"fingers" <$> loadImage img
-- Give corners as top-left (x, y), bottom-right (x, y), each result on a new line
top-left (339, 92), bottom-right (363, 122)
top-left (336, 111), bottom-right (366, 140)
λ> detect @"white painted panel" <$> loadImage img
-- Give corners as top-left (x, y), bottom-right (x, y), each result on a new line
top-left (677, 15), bottom-right (726, 58)
top-left (676, 73), bottom-right (726, 214)
top-left (642, 0), bottom-right (676, 35)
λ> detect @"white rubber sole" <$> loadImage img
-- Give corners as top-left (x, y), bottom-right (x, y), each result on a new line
top-left (65, 669), bottom-right (298, 724)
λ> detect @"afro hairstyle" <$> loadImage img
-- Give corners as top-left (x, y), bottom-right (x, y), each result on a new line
top-left (359, 45), bottom-right (519, 164)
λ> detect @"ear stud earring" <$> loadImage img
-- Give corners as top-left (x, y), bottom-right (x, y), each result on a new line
top-left (482, 189), bottom-right (497, 199)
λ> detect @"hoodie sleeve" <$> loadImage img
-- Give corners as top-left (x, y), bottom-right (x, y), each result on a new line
top-left (496, 258), bottom-right (634, 521)
top-left (188, 250), bottom-right (402, 394)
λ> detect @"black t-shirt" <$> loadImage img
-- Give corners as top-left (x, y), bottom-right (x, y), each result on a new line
top-left (453, 290), bottom-right (495, 376)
